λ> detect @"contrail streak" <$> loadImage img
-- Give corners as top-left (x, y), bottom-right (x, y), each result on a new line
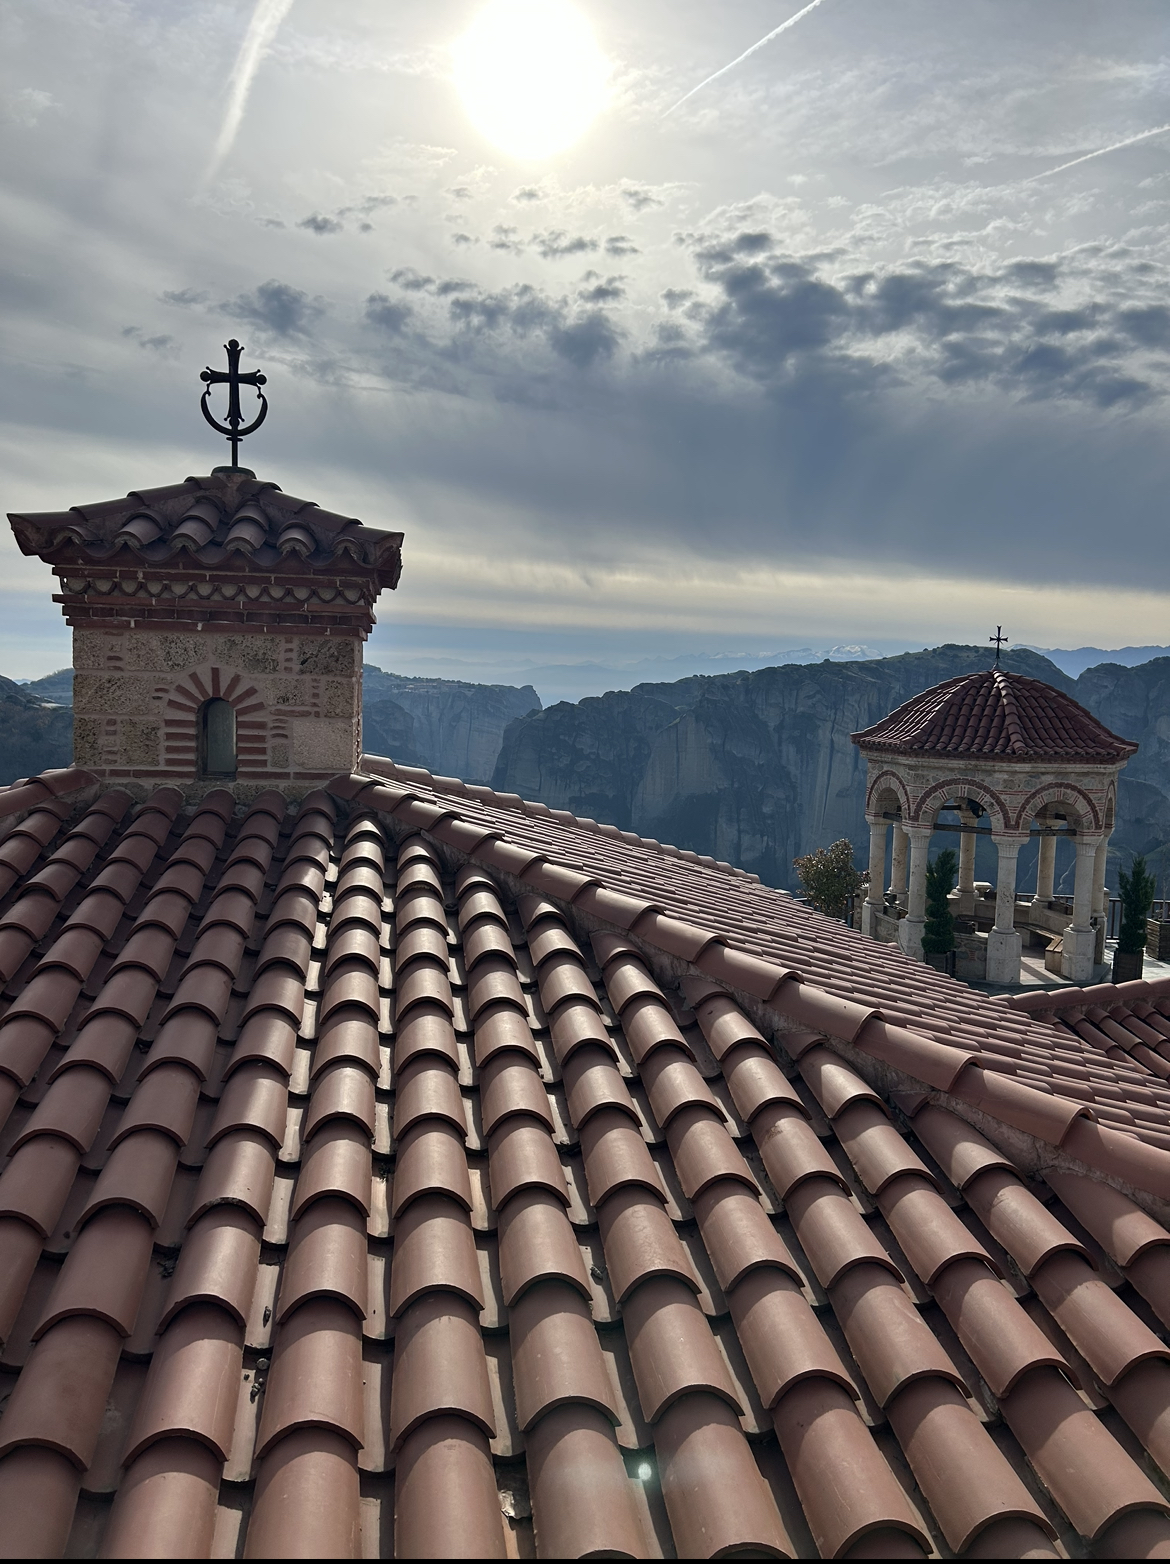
top-left (1024, 121), bottom-right (1170, 183)
top-left (204, 0), bottom-right (296, 184)
top-left (665, 0), bottom-right (828, 117)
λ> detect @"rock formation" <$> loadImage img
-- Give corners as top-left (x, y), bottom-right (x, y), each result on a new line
top-left (0, 674), bottom-right (73, 784)
top-left (492, 646), bottom-right (1095, 887)
top-left (361, 666), bottom-right (541, 783)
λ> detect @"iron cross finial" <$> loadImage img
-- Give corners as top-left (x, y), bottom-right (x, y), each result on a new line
top-left (990, 625), bottom-right (1008, 666)
top-left (199, 339), bottom-right (268, 469)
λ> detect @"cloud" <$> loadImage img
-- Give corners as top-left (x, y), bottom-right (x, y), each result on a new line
top-left (578, 275), bottom-right (626, 304)
top-left (604, 236), bottom-right (640, 257)
top-left (437, 279), bottom-right (623, 370)
top-left (621, 185), bottom-right (664, 212)
top-left (4, 88), bottom-right (55, 127)
top-left (489, 225), bottom-right (524, 254)
top-left (223, 279), bottom-right (324, 337)
top-left (298, 212), bottom-right (343, 235)
top-left (160, 288), bottom-right (208, 308)
top-left (682, 223), bottom-right (1168, 409)
top-left (121, 328), bottom-right (179, 357)
top-left (364, 294), bottom-right (412, 334)
top-left (534, 230), bottom-right (599, 260)
top-left (1118, 305), bottom-right (1170, 349)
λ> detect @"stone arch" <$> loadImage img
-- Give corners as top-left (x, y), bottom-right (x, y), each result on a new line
top-left (909, 776), bottom-right (1012, 834)
top-left (865, 769), bottom-right (911, 821)
top-left (1015, 781), bottom-right (1102, 835)
top-left (164, 667), bottom-right (264, 777)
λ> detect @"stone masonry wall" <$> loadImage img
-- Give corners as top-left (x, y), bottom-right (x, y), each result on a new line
top-left (72, 628), bottom-right (360, 798)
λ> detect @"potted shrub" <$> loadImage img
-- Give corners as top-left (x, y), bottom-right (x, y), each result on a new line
top-left (1114, 853), bottom-right (1156, 983)
top-left (923, 849), bottom-right (957, 975)
top-left (793, 839), bottom-right (863, 921)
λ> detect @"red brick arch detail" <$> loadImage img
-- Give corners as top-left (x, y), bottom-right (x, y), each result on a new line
top-left (162, 668), bottom-right (267, 773)
top-left (909, 776), bottom-right (1012, 834)
top-left (1015, 781), bottom-right (1102, 835)
top-left (166, 668), bottom-right (263, 717)
top-left (865, 768), bottom-right (912, 821)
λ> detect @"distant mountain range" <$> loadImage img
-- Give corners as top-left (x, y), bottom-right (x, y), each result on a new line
top-left (1023, 645), bottom-right (1170, 678)
top-left (9, 648), bottom-right (1170, 897)
top-left (491, 645), bottom-right (1170, 893)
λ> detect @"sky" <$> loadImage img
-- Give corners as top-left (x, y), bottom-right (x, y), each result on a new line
top-left (2, 0), bottom-right (1169, 700)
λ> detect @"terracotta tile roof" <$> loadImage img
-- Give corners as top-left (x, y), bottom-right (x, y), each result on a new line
top-left (1, 765), bottom-right (1170, 1557)
top-left (852, 667), bottom-right (1137, 763)
top-left (8, 469), bottom-right (403, 589)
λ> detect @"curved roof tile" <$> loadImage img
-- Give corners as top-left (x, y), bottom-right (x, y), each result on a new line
top-left (1, 766), bottom-right (1170, 1556)
top-left (8, 468), bottom-right (402, 588)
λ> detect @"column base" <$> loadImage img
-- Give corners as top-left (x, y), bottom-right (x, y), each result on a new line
top-left (986, 929), bottom-right (1022, 985)
top-left (956, 890), bottom-right (977, 917)
top-left (898, 918), bottom-right (925, 960)
top-left (1061, 927), bottom-right (1096, 984)
top-left (862, 901), bottom-right (882, 938)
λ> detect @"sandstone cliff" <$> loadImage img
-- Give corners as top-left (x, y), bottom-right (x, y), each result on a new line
top-left (347, 666), bottom-right (541, 784)
top-left (0, 675), bottom-right (73, 785)
top-left (1074, 658), bottom-right (1170, 876)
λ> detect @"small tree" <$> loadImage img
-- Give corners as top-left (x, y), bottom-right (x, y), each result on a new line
top-left (1117, 853), bottom-right (1157, 954)
top-left (794, 839), bottom-right (863, 919)
top-left (923, 848), bottom-right (957, 955)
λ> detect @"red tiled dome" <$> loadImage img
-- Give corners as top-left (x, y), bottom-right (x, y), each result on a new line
top-left (852, 667), bottom-right (1137, 763)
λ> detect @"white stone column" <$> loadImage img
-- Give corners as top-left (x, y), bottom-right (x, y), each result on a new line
top-left (1092, 836), bottom-right (1110, 967)
top-left (986, 836), bottom-right (1023, 984)
top-left (1092, 837), bottom-right (1109, 919)
top-left (957, 807), bottom-right (978, 916)
top-left (889, 825), bottom-right (908, 910)
top-left (958, 812), bottom-right (977, 893)
top-left (1062, 835), bottom-right (1103, 982)
top-left (863, 817), bottom-right (888, 938)
top-left (1034, 828), bottom-right (1056, 904)
top-left (897, 827), bottom-right (931, 960)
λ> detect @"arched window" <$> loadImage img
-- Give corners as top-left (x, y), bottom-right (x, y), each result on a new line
top-left (200, 698), bottom-right (236, 778)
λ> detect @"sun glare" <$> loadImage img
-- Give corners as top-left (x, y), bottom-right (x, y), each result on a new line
top-left (453, 0), bottom-right (608, 161)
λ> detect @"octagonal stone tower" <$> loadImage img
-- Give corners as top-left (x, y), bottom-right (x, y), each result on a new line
top-left (8, 467), bottom-right (402, 798)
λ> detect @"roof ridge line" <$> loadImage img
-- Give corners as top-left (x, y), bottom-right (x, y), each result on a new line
top-left (992, 665), bottom-right (1028, 753)
top-left (333, 763), bottom-right (1170, 1209)
top-left (353, 755), bottom-right (760, 884)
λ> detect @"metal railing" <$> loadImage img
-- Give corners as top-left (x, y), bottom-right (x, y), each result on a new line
top-left (1106, 898), bottom-right (1170, 942)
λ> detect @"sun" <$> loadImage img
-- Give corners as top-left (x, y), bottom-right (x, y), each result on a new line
top-left (453, 0), bottom-right (608, 161)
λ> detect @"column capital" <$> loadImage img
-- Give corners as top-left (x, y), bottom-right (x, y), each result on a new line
top-left (903, 825), bottom-right (933, 843)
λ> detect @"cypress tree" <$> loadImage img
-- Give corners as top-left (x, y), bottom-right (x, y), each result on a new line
top-left (922, 848), bottom-right (957, 955)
